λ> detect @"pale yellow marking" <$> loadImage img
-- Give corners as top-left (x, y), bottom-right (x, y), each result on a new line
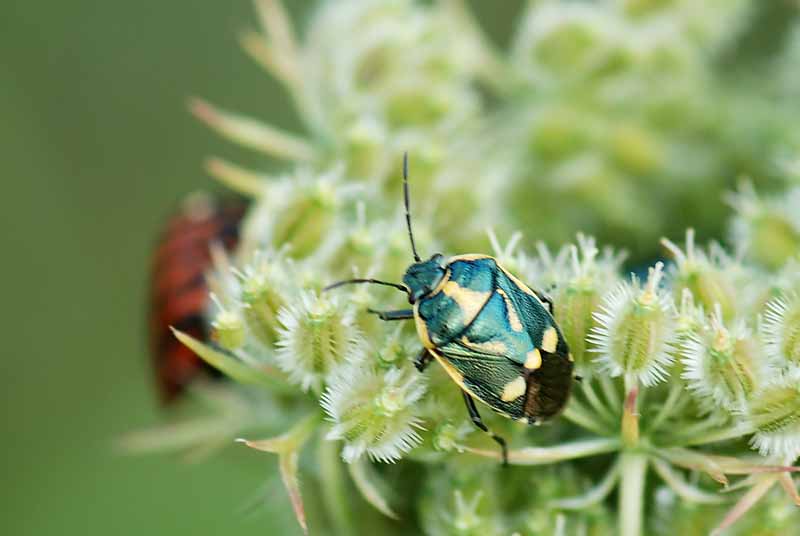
top-left (517, 417), bottom-right (529, 424)
top-left (413, 302), bottom-right (434, 349)
top-left (496, 263), bottom-right (551, 312)
top-left (501, 376), bottom-right (527, 402)
top-left (448, 254), bottom-right (540, 300)
top-left (461, 336), bottom-right (506, 355)
top-left (568, 353), bottom-right (575, 362)
top-left (430, 267), bottom-right (451, 295)
top-left (541, 327), bottom-right (558, 353)
top-left (448, 254), bottom-right (493, 262)
top-left (497, 288), bottom-right (523, 332)
top-left (441, 280), bottom-right (491, 325)
top-left (524, 349), bottom-right (542, 370)
top-left (447, 253), bottom-right (547, 309)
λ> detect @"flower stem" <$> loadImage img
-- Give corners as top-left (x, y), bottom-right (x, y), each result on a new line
top-left (598, 374), bottom-right (621, 408)
top-left (464, 437), bottom-right (621, 464)
top-left (619, 452), bottom-right (648, 536)
top-left (581, 379), bottom-right (616, 423)
top-left (648, 380), bottom-right (683, 432)
top-left (563, 399), bottom-right (610, 436)
top-left (681, 422), bottom-right (755, 447)
top-left (318, 437), bottom-right (355, 535)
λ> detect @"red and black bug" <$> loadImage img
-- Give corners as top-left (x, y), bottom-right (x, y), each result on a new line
top-left (148, 193), bottom-right (248, 403)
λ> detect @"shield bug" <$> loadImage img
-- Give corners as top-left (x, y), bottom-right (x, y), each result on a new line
top-left (325, 154), bottom-right (575, 464)
top-left (149, 192), bottom-right (247, 403)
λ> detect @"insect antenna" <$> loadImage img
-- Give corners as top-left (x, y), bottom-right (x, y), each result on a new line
top-left (403, 152), bottom-right (421, 262)
top-left (323, 278), bottom-right (409, 293)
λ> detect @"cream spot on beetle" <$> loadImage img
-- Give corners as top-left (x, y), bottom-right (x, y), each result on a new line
top-left (501, 376), bottom-right (527, 402)
top-left (462, 336), bottom-right (507, 355)
top-left (413, 302), bottom-right (434, 349)
top-left (524, 349), bottom-right (542, 370)
top-left (442, 280), bottom-right (491, 324)
top-left (541, 326), bottom-right (558, 353)
top-left (497, 288), bottom-right (523, 332)
top-left (517, 417), bottom-right (529, 424)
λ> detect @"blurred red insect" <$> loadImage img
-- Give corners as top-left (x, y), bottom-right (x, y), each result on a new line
top-left (148, 193), bottom-right (248, 403)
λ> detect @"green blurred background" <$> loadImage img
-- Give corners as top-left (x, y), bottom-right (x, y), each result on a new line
top-left (0, 1), bottom-right (520, 534)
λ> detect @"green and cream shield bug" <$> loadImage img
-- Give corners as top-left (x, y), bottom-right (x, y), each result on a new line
top-left (325, 154), bottom-right (575, 464)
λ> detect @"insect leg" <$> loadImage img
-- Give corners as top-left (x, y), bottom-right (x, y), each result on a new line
top-left (534, 290), bottom-right (554, 314)
top-left (461, 390), bottom-right (508, 466)
top-left (413, 348), bottom-right (434, 372)
top-left (367, 308), bottom-right (414, 321)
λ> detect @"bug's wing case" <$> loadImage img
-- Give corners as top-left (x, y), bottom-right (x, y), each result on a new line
top-left (495, 268), bottom-right (574, 419)
top-left (424, 257), bottom-right (573, 421)
top-left (149, 195), bottom-right (247, 403)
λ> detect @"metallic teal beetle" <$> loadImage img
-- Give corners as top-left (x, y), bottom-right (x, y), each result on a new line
top-left (325, 154), bottom-right (575, 464)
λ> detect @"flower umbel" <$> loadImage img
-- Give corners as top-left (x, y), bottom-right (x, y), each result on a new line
top-left (139, 1), bottom-right (800, 534)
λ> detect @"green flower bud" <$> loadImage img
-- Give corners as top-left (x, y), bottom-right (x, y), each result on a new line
top-left (211, 308), bottom-right (246, 351)
top-left (675, 288), bottom-right (705, 341)
top-left (662, 229), bottom-right (741, 321)
top-left (608, 122), bottom-right (664, 176)
top-left (681, 305), bottom-right (762, 412)
top-left (247, 168), bottom-right (348, 257)
top-left (322, 363), bottom-right (426, 463)
top-left (728, 184), bottom-right (800, 270)
top-left (432, 421), bottom-right (473, 453)
top-left (529, 234), bottom-right (626, 375)
top-left (236, 252), bottom-right (292, 347)
top-left (748, 371), bottom-right (800, 460)
top-left (590, 262), bottom-right (677, 385)
top-left (418, 468), bottom-right (503, 536)
top-left (305, 0), bottom-right (481, 135)
top-left (343, 116), bottom-right (388, 181)
top-left (316, 203), bottom-right (383, 276)
top-left (513, 3), bottom-right (630, 86)
top-left (764, 293), bottom-right (800, 372)
top-left (276, 292), bottom-right (360, 393)
top-left (373, 327), bottom-right (414, 368)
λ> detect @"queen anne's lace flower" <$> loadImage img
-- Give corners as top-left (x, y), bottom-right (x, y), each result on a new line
top-left (149, 2), bottom-right (800, 534)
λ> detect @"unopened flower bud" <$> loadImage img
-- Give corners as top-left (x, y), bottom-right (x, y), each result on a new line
top-left (748, 371), bottom-right (800, 460)
top-left (276, 292), bottom-right (360, 393)
top-left (322, 364), bottom-right (426, 463)
top-left (590, 262), bottom-right (677, 386)
top-left (681, 305), bottom-right (761, 412)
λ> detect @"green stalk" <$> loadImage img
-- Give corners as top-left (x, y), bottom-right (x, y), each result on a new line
top-left (648, 381), bottom-right (684, 432)
top-left (563, 399), bottom-right (611, 436)
top-left (581, 379), bottom-right (616, 423)
top-left (619, 452), bottom-right (648, 536)
top-left (682, 422), bottom-right (755, 447)
top-left (318, 438), bottom-right (355, 536)
top-left (599, 374), bottom-right (621, 410)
